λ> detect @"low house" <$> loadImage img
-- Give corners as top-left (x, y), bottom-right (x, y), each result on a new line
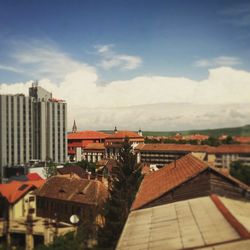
top-left (36, 175), bottom-right (108, 225)
top-left (0, 179), bottom-right (74, 249)
top-left (131, 154), bottom-right (250, 211)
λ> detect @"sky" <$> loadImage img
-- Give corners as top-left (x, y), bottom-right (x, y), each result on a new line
top-left (1, 0), bottom-right (250, 131)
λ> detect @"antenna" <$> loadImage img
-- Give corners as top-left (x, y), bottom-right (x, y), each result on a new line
top-left (32, 80), bottom-right (39, 88)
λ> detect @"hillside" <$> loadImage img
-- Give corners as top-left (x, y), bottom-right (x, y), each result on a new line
top-left (142, 124), bottom-right (250, 137)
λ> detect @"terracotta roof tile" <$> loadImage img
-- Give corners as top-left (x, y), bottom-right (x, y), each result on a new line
top-left (137, 143), bottom-right (212, 152)
top-left (107, 131), bottom-right (143, 139)
top-left (208, 144), bottom-right (250, 153)
top-left (84, 143), bottom-right (105, 150)
top-left (234, 136), bottom-right (250, 144)
top-left (27, 173), bottom-right (43, 181)
top-left (68, 130), bottom-right (108, 140)
top-left (0, 180), bottom-right (45, 204)
top-left (36, 176), bottom-right (108, 206)
top-left (131, 154), bottom-right (250, 210)
top-left (136, 143), bottom-right (250, 154)
top-left (57, 165), bottom-right (87, 178)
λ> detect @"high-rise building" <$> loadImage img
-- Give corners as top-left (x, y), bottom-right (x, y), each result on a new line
top-left (0, 82), bottom-right (67, 180)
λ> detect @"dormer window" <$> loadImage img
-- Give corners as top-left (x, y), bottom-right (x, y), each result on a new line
top-left (59, 188), bottom-right (66, 193)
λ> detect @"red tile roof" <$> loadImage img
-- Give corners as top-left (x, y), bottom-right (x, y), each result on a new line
top-left (107, 131), bottom-right (143, 139)
top-left (27, 173), bottom-right (43, 181)
top-left (208, 144), bottom-right (250, 153)
top-left (136, 143), bottom-right (250, 154)
top-left (36, 176), bottom-right (108, 206)
top-left (68, 130), bottom-right (108, 140)
top-left (137, 143), bottom-right (212, 152)
top-left (184, 134), bottom-right (209, 141)
top-left (234, 136), bottom-right (250, 144)
top-left (131, 154), bottom-right (249, 210)
top-left (84, 143), bottom-right (105, 150)
top-left (0, 180), bottom-right (45, 204)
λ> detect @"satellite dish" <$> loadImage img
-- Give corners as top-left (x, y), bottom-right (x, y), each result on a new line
top-left (70, 214), bottom-right (80, 224)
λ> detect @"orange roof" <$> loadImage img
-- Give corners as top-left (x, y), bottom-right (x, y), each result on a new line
top-left (131, 154), bottom-right (249, 210)
top-left (27, 173), bottom-right (43, 181)
top-left (208, 144), bottom-right (250, 153)
top-left (107, 131), bottom-right (143, 139)
top-left (68, 130), bottom-right (108, 140)
top-left (0, 180), bottom-right (45, 204)
top-left (184, 134), bottom-right (209, 140)
top-left (234, 136), bottom-right (250, 144)
top-left (137, 143), bottom-right (212, 152)
top-left (84, 143), bottom-right (105, 150)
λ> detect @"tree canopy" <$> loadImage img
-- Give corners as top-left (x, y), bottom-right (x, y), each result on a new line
top-left (97, 138), bottom-right (142, 249)
top-left (230, 161), bottom-right (250, 185)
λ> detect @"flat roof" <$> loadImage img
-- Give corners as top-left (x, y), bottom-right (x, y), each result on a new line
top-left (117, 196), bottom-right (250, 250)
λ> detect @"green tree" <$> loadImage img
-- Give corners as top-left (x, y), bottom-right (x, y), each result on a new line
top-left (43, 159), bottom-right (57, 179)
top-left (230, 161), bottom-right (250, 185)
top-left (97, 138), bottom-right (142, 250)
top-left (202, 136), bottom-right (221, 146)
top-left (222, 135), bottom-right (236, 145)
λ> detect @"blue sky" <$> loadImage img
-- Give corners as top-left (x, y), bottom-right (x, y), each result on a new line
top-left (1, 0), bottom-right (250, 82)
top-left (1, 0), bottom-right (250, 130)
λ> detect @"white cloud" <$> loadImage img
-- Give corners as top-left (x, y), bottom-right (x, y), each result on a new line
top-left (2, 40), bottom-right (96, 82)
top-left (194, 56), bottom-right (241, 68)
top-left (1, 42), bottom-right (250, 130)
top-left (95, 44), bottom-right (142, 70)
top-left (0, 64), bottom-right (23, 74)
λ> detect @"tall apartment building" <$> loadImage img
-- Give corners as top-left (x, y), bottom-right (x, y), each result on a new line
top-left (0, 82), bottom-right (67, 179)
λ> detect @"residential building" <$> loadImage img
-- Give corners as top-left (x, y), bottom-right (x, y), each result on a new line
top-left (132, 154), bottom-right (250, 210)
top-left (36, 175), bottom-right (108, 224)
top-left (0, 179), bottom-right (74, 249)
top-left (0, 82), bottom-right (67, 181)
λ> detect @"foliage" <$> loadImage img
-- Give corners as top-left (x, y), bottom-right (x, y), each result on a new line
top-left (142, 124), bottom-right (250, 137)
top-left (36, 221), bottom-right (97, 250)
top-left (201, 136), bottom-right (221, 146)
top-left (230, 161), bottom-right (250, 185)
top-left (221, 135), bottom-right (238, 144)
top-left (43, 159), bottom-right (57, 179)
top-left (97, 138), bottom-right (142, 250)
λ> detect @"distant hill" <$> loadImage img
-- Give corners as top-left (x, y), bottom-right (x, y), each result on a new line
top-left (142, 124), bottom-right (250, 137)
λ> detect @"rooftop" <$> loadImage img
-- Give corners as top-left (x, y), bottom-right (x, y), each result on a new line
top-left (136, 143), bottom-right (250, 154)
top-left (117, 195), bottom-right (250, 250)
top-left (84, 142), bottom-right (105, 150)
top-left (137, 143), bottom-right (212, 152)
top-left (107, 131), bottom-right (144, 139)
top-left (68, 130), bottom-right (109, 140)
top-left (36, 175), bottom-right (108, 206)
top-left (0, 180), bottom-right (45, 204)
top-left (131, 154), bottom-right (249, 210)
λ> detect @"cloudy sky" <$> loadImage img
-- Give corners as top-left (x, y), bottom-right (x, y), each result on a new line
top-left (1, 0), bottom-right (250, 131)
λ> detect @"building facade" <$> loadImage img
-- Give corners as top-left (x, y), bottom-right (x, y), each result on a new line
top-left (0, 82), bottom-right (67, 180)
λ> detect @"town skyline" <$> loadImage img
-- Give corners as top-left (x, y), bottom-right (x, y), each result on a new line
top-left (1, 0), bottom-right (250, 130)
